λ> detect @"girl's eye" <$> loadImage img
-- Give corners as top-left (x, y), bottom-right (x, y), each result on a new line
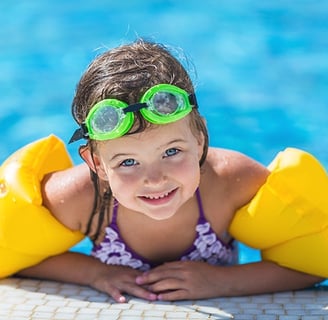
top-left (165, 148), bottom-right (179, 157)
top-left (121, 158), bottom-right (137, 167)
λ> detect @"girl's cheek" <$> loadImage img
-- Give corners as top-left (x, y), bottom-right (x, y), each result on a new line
top-left (108, 171), bottom-right (141, 189)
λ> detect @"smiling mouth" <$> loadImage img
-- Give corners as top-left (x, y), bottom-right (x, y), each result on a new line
top-left (140, 188), bottom-right (177, 202)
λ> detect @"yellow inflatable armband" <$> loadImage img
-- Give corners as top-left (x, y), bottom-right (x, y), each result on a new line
top-left (0, 135), bottom-right (84, 278)
top-left (229, 148), bottom-right (328, 277)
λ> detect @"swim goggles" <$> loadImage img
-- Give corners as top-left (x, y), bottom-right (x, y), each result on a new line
top-left (69, 84), bottom-right (197, 142)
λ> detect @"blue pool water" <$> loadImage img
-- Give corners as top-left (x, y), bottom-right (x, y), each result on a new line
top-left (1, 1), bottom-right (328, 264)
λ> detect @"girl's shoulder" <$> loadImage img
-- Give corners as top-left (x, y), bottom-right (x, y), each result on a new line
top-left (203, 147), bottom-right (269, 208)
top-left (205, 147), bottom-right (266, 174)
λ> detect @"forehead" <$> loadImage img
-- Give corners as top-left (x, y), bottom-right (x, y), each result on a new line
top-left (96, 117), bottom-right (195, 152)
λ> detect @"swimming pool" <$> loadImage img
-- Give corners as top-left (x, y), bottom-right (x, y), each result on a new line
top-left (1, 1), bottom-right (327, 264)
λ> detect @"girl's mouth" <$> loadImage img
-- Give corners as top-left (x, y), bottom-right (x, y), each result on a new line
top-left (140, 188), bottom-right (177, 204)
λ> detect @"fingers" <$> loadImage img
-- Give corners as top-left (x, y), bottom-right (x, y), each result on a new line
top-left (136, 262), bottom-right (184, 285)
top-left (102, 282), bottom-right (158, 303)
top-left (102, 279), bottom-right (158, 303)
top-left (135, 262), bottom-right (191, 301)
top-left (122, 283), bottom-right (158, 302)
top-left (109, 287), bottom-right (128, 303)
top-left (141, 277), bottom-right (190, 301)
top-left (158, 289), bottom-right (189, 301)
top-left (92, 266), bottom-right (158, 303)
top-left (135, 261), bottom-right (215, 301)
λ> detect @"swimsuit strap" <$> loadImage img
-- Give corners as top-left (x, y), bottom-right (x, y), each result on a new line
top-left (195, 187), bottom-right (206, 221)
top-left (110, 198), bottom-right (119, 227)
top-left (195, 187), bottom-right (233, 245)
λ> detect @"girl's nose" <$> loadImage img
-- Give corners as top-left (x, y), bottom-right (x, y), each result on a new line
top-left (144, 165), bottom-right (167, 186)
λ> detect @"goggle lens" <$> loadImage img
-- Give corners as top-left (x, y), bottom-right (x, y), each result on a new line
top-left (140, 84), bottom-right (193, 124)
top-left (85, 100), bottom-right (133, 140)
top-left (149, 92), bottom-right (181, 115)
top-left (90, 106), bottom-right (120, 133)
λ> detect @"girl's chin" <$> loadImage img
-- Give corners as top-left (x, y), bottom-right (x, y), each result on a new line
top-left (144, 210), bottom-right (176, 221)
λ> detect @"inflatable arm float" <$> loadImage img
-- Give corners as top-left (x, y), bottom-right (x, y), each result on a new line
top-left (0, 135), bottom-right (84, 278)
top-left (230, 148), bottom-right (328, 278)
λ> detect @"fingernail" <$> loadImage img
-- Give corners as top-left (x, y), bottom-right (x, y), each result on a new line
top-left (136, 276), bottom-right (143, 284)
top-left (149, 293), bottom-right (157, 301)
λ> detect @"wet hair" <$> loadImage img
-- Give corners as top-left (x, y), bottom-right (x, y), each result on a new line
top-left (71, 39), bottom-right (209, 240)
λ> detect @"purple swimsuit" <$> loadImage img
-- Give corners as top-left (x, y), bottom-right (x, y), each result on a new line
top-left (91, 188), bottom-right (238, 271)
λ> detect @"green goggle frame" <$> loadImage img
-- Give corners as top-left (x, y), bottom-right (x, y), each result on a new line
top-left (69, 84), bottom-right (197, 142)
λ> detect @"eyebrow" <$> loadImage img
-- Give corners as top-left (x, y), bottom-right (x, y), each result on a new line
top-left (109, 153), bottom-right (135, 162)
top-left (156, 138), bottom-right (188, 151)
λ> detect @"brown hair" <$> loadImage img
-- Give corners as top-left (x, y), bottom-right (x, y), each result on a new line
top-left (71, 39), bottom-right (209, 240)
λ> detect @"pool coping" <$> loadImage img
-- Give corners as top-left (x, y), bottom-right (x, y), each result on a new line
top-left (1, 277), bottom-right (327, 319)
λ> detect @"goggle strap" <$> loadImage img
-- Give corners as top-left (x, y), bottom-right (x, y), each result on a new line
top-left (189, 93), bottom-right (198, 108)
top-left (68, 123), bottom-right (88, 144)
top-left (124, 94), bottom-right (197, 114)
top-left (123, 102), bottom-right (148, 114)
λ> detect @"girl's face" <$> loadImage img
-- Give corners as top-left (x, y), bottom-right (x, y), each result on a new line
top-left (93, 117), bottom-right (204, 220)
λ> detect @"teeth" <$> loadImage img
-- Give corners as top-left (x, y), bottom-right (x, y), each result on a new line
top-left (146, 192), bottom-right (170, 200)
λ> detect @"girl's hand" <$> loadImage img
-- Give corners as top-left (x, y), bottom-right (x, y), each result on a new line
top-left (136, 260), bottom-right (324, 302)
top-left (89, 264), bottom-right (158, 303)
top-left (135, 261), bottom-right (221, 301)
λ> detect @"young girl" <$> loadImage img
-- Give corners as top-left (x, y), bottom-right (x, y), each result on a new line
top-left (17, 39), bottom-right (323, 302)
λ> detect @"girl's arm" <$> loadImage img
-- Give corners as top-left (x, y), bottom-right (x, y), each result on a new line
top-left (41, 163), bottom-right (95, 231)
top-left (17, 252), bottom-right (101, 286)
top-left (210, 260), bottom-right (323, 296)
top-left (17, 252), bottom-right (157, 303)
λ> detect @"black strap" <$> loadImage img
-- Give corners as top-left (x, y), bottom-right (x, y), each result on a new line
top-left (123, 102), bottom-right (147, 114)
top-left (68, 123), bottom-right (88, 143)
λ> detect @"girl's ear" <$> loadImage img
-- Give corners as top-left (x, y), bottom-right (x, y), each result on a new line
top-left (79, 145), bottom-right (108, 181)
